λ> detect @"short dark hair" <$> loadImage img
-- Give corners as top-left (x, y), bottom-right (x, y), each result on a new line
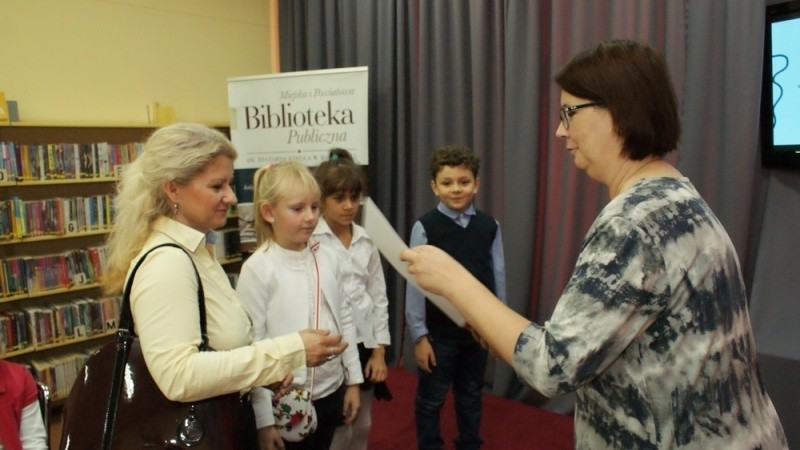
top-left (314, 148), bottom-right (367, 199)
top-left (555, 39), bottom-right (680, 160)
top-left (429, 145), bottom-right (480, 180)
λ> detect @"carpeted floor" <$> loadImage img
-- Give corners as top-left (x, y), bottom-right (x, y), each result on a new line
top-left (368, 366), bottom-right (574, 449)
top-left (49, 366), bottom-right (575, 449)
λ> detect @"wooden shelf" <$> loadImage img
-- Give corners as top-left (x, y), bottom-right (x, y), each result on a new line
top-left (0, 283), bottom-right (101, 305)
top-left (0, 328), bottom-right (116, 358)
top-left (0, 230), bottom-right (110, 246)
top-left (0, 122), bottom-right (229, 147)
top-left (219, 256), bottom-right (243, 265)
top-left (0, 178), bottom-right (118, 187)
top-left (1, 121), bottom-right (155, 128)
top-left (0, 121), bottom-right (229, 129)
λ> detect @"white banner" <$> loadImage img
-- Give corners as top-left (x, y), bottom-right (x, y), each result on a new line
top-left (227, 66), bottom-right (369, 169)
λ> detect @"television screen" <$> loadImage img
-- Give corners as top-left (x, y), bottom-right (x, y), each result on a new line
top-left (761, 0), bottom-right (800, 168)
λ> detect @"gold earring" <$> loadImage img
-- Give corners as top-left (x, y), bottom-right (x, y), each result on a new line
top-left (173, 203), bottom-right (179, 214)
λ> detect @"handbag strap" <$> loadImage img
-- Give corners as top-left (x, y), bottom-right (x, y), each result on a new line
top-left (118, 243), bottom-right (208, 346)
top-left (102, 242), bottom-right (206, 450)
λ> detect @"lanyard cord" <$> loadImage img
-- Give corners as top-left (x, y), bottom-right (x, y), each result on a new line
top-left (309, 249), bottom-right (320, 396)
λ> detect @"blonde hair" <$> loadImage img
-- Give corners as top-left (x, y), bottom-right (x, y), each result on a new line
top-left (102, 123), bottom-right (237, 294)
top-left (252, 160), bottom-right (320, 245)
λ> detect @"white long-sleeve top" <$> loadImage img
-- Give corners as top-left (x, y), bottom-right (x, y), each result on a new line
top-left (129, 217), bottom-right (306, 403)
top-left (19, 401), bottom-right (47, 450)
top-left (237, 240), bottom-right (363, 428)
top-left (312, 220), bottom-right (391, 348)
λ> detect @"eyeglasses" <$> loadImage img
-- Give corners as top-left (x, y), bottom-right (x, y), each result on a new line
top-left (559, 102), bottom-right (604, 129)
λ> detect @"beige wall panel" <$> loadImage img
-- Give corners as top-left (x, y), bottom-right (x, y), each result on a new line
top-left (0, 0), bottom-right (278, 124)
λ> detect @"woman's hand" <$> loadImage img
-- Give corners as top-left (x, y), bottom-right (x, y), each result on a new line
top-left (400, 245), bottom-right (467, 297)
top-left (403, 245), bottom-right (530, 365)
top-left (258, 425), bottom-right (284, 450)
top-left (342, 384), bottom-right (362, 424)
top-left (298, 329), bottom-right (348, 367)
top-left (364, 346), bottom-right (388, 383)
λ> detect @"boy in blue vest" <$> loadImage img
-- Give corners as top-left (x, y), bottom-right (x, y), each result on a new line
top-left (405, 145), bottom-right (506, 450)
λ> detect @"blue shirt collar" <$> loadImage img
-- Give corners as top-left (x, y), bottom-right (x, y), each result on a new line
top-left (436, 202), bottom-right (475, 220)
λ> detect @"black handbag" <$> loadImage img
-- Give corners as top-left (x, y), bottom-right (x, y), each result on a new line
top-left (59, 243), bottom-right (257, 449)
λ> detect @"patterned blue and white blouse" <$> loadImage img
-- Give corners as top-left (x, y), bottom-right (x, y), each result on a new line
top-left (513, 177), bottom-right (787, 449)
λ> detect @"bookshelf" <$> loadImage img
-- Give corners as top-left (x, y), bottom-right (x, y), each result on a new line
top-left (0, 122), bottom-right (157, 402)
top-left (0, 122), bottom-right (242, 402)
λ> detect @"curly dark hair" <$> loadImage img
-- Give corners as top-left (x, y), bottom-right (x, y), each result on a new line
top-left (429, 145), bottom-right (480, 180)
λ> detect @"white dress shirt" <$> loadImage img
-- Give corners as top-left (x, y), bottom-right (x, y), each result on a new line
top-left (312, 220), bottom-right (391, 348)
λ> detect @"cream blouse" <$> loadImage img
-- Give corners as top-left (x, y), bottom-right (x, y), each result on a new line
top-left (129, 217), bottom-right (306, 402)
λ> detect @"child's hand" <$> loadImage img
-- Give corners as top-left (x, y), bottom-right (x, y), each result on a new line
top-left (342, 384), bottom-right (362, 424)
top-left (265, 374), bottom-right (294, 401)
top-left (364, 346), bottom-right (388, 382)
top-left (414, 336), bottom-right (436, 373)
top-left (258, 425), bottom-right (284, 450)
top-left (468, 325), bottom-right (498, 358)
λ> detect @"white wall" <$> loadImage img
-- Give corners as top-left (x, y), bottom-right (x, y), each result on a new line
top-left (749, 169), bottom-right (800, 448)
top-left (0, 0), bottom-right (277, 124)
top-left (750, 170), bottom-right (800, 360)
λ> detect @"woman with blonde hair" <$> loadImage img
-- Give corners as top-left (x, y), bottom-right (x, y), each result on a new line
top-left (102, 123), bottom-right (347, 448)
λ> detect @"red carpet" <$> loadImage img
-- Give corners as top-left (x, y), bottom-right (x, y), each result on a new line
top-left (369, 367), bottom-right (574, 449)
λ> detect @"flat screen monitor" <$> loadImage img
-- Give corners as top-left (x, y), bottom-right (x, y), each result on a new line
top-left (761, 0), bottom-right (800, 168)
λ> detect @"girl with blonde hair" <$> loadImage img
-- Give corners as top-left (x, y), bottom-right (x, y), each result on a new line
top-left (237, 160), bottom-right (363, 450)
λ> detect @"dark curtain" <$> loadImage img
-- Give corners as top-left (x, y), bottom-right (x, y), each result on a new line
top-left (278, 0), bottom-right (765, 406)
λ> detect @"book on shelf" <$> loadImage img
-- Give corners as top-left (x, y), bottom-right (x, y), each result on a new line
top-left (78, 143), bottom-right (96, 179)
top-left (0, 194), bottom-right (114, 241)
top-left (0, 202), bottom-right (10, 239)
top-left (0, 245), bottom-right (107, 299)
top-left (0, 92), bottom-right (8, 122)
top-left (26, 306), bottom-right (56, 347)
top-left (1, 257), bottom-right (26, 297)
top-left (0, 310), bottom-right (30, 352)
top-left (44, 144), bottom-right (57, 179)
top-left (210, 228), bottom-right (242, 261)
top-left (0, 141), bottom-right (12, 183)
top-left (8, 142), bottom-right (19, 181)
top-left (96, 142), bottom-right (111, 178)
top-left (0, 139), bottom-right (145, 182)
top-left (234, 168), bottom-right (257, 246)
top-left (0, 142), bottom-right (19, 182)
top-left (0, 295), bottom-right (120, 357)
top-left (62, 143), bottom-right (78, 179)
top-left (30, 351), bottom-right (90, 400)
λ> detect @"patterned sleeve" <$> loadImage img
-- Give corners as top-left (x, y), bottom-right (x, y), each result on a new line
top-left (513, 214), bottom-right (669, 397)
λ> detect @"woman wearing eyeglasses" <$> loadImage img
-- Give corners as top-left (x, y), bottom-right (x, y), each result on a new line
top-left (401, 39), bottom-right (787, 449)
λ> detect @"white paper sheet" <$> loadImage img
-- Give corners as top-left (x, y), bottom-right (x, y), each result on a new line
top-left (361, 197), bottom-right (466, 327)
